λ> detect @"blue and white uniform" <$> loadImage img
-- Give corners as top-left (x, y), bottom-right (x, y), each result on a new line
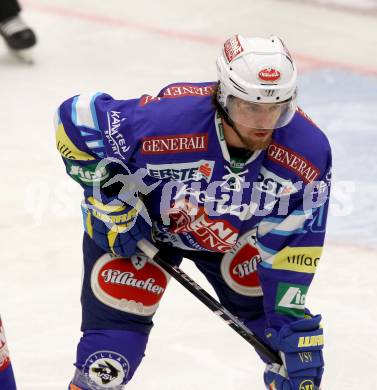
top-left (56, 82), bottom-right (331, 389)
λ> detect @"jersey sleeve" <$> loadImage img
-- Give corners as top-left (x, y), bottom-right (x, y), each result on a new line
top-left (55, 93), bottom-right (107, 199)
top-left (54, 92), bottom-right (138, 201)
top-left (256, 155), bottom-right (332, 330)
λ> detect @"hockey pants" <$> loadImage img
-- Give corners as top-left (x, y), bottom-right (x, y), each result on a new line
top-left (70, 233), bottom-right (269, 389)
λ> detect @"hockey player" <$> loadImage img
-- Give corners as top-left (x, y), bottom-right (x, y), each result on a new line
top-left (0, 316), bottom-right (17, 390)
top-left (55, 35), bottom-right (331, 389)
top-left (0, 0), bottom-right (36, 57)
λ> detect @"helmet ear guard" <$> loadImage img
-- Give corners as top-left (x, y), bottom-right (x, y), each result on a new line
top-left (212, 82), bottom-right (234, 128)
top-left (216, 35), bottom-right (298, 129)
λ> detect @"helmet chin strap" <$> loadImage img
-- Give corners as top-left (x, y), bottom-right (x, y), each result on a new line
top-left (231, 123), bottom-right (251, 151)
top-left (216, 85), bottom-right (251, 141)
top-left (218, 106), bottom-right (250, 150)
top-left (218, 104), bottom-right (233, 127)
top-left (220, 108), bottom-right (275, 152)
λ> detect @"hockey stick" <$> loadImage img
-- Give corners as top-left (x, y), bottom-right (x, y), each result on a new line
top-left (137, 239), bottom-right (282, 365)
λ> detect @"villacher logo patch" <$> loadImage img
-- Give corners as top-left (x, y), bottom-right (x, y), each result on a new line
top-left (83, 350), bottom-right (130, 389)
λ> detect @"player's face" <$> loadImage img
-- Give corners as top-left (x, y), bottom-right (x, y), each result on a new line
top-left (228, 97), bottom-right (283, 130)
top-left (233, 124), bottom-right (274, 151)
top-left (221, 116), bottom-right (274, 151)
top-left (224, 97), bottom-right (283, 151)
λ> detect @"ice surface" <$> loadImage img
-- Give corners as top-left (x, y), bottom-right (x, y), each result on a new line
top-left (303, 0), bottom-right (377, 11)
top-left (299, 70), bottom-right (377, 247)
top-left (1, 1), bottom-right (376, 389)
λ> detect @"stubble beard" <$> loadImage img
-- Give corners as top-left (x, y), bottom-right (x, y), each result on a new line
top-left (233, 125), bottom-right (273, 151)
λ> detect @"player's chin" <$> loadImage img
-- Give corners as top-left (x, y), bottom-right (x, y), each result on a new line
top-left (246, 132), bottom-right (273, 151)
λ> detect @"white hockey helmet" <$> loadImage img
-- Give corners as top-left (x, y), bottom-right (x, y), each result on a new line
top-left (216, 35), bottom-right (298, 129)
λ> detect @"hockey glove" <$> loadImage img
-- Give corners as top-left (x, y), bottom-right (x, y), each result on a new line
top-left (81, 195), bottom-right (151, 258)
top-left (264, 315), bottom-right (324, 390)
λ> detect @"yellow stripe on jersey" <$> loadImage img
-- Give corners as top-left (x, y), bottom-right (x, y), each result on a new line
top-left (55, 122), bottom-right (95, 161)
top-left (85, 210), bottom-right (93, 239)
top-left (107, 223), bottom-right (133, 254)
top-left (107, 228), bottom-right (118, 254)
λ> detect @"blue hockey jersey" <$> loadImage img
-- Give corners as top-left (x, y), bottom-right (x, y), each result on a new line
top-left (55, 82), bottom-right (332, 329)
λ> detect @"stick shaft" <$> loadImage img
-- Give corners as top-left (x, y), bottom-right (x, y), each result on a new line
top-left (137, 239), bottom-right (282, 364)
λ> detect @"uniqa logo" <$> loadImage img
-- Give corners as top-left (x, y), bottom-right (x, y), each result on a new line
top-left (299, 379), bottom-right (314, 390)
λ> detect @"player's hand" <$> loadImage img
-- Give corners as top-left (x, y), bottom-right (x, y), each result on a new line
top-left (264, 315), bottom-right (324, 390)
top-left (81, 194), bottom-right (151, 257)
